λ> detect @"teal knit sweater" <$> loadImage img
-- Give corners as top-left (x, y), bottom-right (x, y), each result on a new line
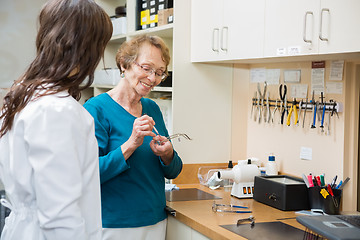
top-left (84, 93), bottom-right (182, 228)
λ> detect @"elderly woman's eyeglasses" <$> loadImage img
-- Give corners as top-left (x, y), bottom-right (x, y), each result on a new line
top-left (133, 61), bottom-right (167, 80)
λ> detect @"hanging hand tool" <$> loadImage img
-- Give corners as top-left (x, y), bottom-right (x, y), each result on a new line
top-left (326, 106), bottom-right (331, 135)
top-left (266, 92), bottom-right (271, 123)
top-left (286, 99), bottom-right (298, 126)
top-left (330, 100), bottom-right (339, 118)
top-left (271, 99), bottom-right (278, 123)
top-left (255, 91), bottom-right (260, 121)
top-left (302, 91), bottom-right (308, 128)
top-left (297, 100), bottom-right (302, 126)
top-left (311, 91), bottom-right (316, 128)
top-left (319, 92), bottom-right (325, 132)
top-left (317, 92), bottom-right (325, 122)
top-left (327, 99), bottom-right (338, 135)
top-left (320, 100), bottom-right (326, 132)
top-left (251, 91), bottom-right (257, 118)
top-left (257, 82), bottom-right (267, 123)
top-left (279, 84), bottom-right (287, 124)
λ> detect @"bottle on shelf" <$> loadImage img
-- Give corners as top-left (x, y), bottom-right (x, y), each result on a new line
top-left (265, 154), bottom-right (278, 176)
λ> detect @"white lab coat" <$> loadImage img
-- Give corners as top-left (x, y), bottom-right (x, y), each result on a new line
top-left (0, 91), bottom-right (102, 240)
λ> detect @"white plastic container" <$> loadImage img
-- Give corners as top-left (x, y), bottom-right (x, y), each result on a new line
top-left (94, 69), bottom-right (121, 86)
top-left (266, 155), bottom-right (278, 176)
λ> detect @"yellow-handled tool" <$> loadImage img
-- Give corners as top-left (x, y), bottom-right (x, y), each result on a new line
top-left (286, 99), bottom-right (298, 126)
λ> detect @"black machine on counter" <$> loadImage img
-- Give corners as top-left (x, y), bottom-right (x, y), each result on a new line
top-left (253, 175), bottom-right (310, 211)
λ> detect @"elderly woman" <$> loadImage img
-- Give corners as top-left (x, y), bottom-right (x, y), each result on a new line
top-left (84, 34), bottom-right (183, 240)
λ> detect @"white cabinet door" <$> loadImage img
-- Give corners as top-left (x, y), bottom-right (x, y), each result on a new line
top-left (264, 0), bottom-right (320, 57)
top-left (191, 0), bottom-right (265, 62)
top-left (191, 0), bottom-right (224, 62)
top-left (319, 0), bottom-right (360, 54)
top-left (221, 0), bottom-right (265, 60)
top-left (264, 0), bottom-right (360, 58)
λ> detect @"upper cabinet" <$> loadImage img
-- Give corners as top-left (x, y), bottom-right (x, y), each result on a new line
top-left (264, 0), bottom-right (360, 58)
top-left (318, 0), bottom-right (360, 54)
top-left (263, 0), bottom-right (320, 57)
top-left (191, 0), bottom-right (360, 62)
top-left (191, 0), bottom-right (265, 62)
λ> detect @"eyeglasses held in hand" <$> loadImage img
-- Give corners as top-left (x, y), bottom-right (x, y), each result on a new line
top-left (160, 133), bottom-right (192, 143)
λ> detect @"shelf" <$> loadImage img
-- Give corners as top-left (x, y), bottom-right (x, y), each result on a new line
top-left (109, 24), bottom-right (173, 44)
top-left (128, 23), bottom-right (173, 38)
top-left (110, 34), bottom-right (126, 44)
top-left (152, 86), bottom-right (172, 92)
top-left (90, 85), bottom-right (172, 93)
top-left (91, 84), bottom-right (115, 89)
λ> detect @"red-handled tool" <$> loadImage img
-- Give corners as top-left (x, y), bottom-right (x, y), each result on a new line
top-left (327, 184), bottom-right (338, 208)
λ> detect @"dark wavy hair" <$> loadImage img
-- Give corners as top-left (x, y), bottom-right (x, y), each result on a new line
top-left (0, 0), bottom-right (113, 137)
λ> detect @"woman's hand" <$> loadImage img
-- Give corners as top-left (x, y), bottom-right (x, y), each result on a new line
top-left (121, 115), bottom-right (156, 160)
top-left (130, 115), bottom-right (156, 147)
top-left (150, 135), bottom-right (174, 165)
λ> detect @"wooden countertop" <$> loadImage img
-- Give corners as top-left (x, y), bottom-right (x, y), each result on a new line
top-left (166, 184), bottom-right (306, 240)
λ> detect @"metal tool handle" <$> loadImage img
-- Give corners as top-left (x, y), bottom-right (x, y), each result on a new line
top-left (303, 11), bottom-right (313, 43)
top-left (311, 102), bottom-right (317, 128)
top-left (320, 103), bottom-right (326, 131)
top-left (212, 28), bottom-right (219, 52)
top-left (281, 109), bottom-right (286, 125)
top-left (302, 97), bottom-right (308, 128)
top-left (286, 107), bottom-right (293, 126)
top-left (319, 8), bottom-right (330, 41)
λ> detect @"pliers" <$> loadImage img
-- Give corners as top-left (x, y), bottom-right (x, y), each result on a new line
top-left (257, 82), bottom-right (267, 123)
top-left (330, 100), bottom-right (339, 118)
top-left (279, 84), bottom-right (287, 124)
top-left (271, 99), bottom-right (278, 123)
top-left (286, 99), bottom-right (298, 126)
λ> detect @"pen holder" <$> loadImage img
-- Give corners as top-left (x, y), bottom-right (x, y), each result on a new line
top-left (308, 186), bottom-right (324, 210)
top-left (308, 187), bottom-right (342, 214)
top-left (323, 188), bottom-right (342, 215)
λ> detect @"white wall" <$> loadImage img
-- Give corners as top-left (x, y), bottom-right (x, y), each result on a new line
top-left (232, 60), bottom-right (359, 211)
top-left (172, 0), bottom-right (233, 164)
top-left (0, 0), bottom-right (47, 88)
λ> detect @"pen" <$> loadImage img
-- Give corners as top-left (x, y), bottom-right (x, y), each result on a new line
top-left (313, 176), bottom-right (318, 187)
top-left (320, 174), bottom-right (325, 187)
top-left (307, 174), bottom-right (314, 187)
top-left (316, 176), bottom-right (321, 186)
top-left (302, 174), bottom-right (310, 188)
top-left (339, 177), bottom-right (350, 190)
top-left (335, 180), bottom-right (343, 189)
top-left (330, 175), bottom-right (337, 188)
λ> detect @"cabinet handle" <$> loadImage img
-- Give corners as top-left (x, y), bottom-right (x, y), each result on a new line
top-left (319, 8), bottom-right (329, 41)
top-left (303, 11), bottom-right (313, 44)
top-left (212, 28), bottom-right (219, 52)
top-left (220, 26), bottom-right (228, 52)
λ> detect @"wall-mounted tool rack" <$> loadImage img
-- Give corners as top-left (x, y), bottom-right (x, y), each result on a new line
top-left (251, 99), bottom-right (343, 114)
top-left (250, 93), bottom-right (342, 131)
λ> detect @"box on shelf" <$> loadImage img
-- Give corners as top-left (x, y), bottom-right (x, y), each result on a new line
top-left (140, 9), bottom-right (150, 26)
top-left (158, 8), bottom-right (173, 26)
top-left (94, 69), bottom-right (121, 86)
top-left (111, 17), bottom-right (127, 36)
top-left (137, 0), bottom-right (173, 30)
top-left (158, 71), bottom-right (172, 87)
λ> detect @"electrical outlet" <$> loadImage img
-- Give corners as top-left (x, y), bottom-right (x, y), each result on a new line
top-left (300, 147), bottom-right (312, 160)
